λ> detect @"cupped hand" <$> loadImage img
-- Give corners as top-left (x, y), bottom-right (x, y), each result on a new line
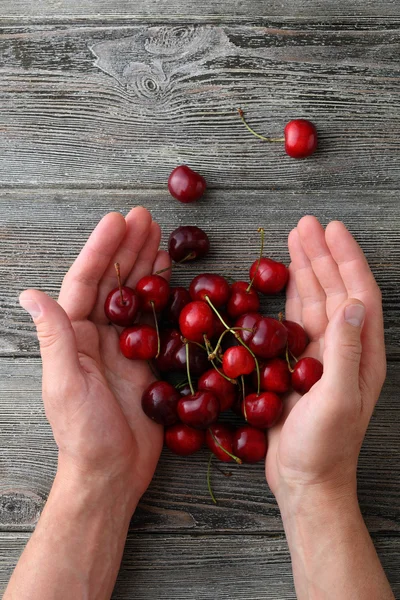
top-left (19, 207), bottom-right (171, 507)
top-left (266, 216), bottom-right (386, 505)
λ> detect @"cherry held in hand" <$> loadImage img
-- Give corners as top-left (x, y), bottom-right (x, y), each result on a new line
top-left (244, 392), bottom-right (283, 429)
top-left (291, 357), bottom-right (323, 394)
top-left (119, 325), bottom-right (158, 360)
top-left (165, 423), bottom-right (205, 456)
top-left (142, 381), bottom-right (181, 426)
top-left (177, 391), bottom-right (220, 429)
top-left (104, 263), bottom-right (139, 327)
top-left (232, 426), bottom-right (267, 463)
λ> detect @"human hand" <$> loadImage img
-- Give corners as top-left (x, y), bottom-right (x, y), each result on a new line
top-left (266, 216), bottom-right (386, 509)
top-left (19, 207), bottom-right (170, 511)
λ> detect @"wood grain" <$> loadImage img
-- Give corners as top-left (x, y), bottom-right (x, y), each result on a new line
top-left (1, 532), bottom-right (399, 599)
top-left (0, 25), bottom-right (399, 188)
top-left (1, 189), bottom-right (398, 358)
top-left (0, 357), bottom-right (399, 534)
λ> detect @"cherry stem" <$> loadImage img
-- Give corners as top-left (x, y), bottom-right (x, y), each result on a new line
top-left (155, 252), bottom-right (197, 275)
top-left (204, 335), bottom-right (237, 384)
top-left (185, 343), bottom-right (195, 395)
top-left (175, 379), bottom-right (189, 390)
top-left (209, 327), bottom-right (253, 360)
top-left (150, 301), bottom-right (161, 359)
top-left (285, 345), bottom-right (295, 373)
top-left (246, 227), bottom-right (265, 293)
top-left (278, 311), bottom-right (284, 323)
top-left (238, 108), bottom-right (285, 143)
top-left (214, 464), bottom-right (233, 477)
top-left (181, 337), bottom-right (207, 352)
top-left (241, 375), bottom-right (248, 421)
top-left (205, 296), bottom-right (232, 331)
top-left (207, 454), bottom-right (218, 505)
top-left (114, 262), bottom-right (126, 305)
top-left (209, 430), bottom-right (242, 464)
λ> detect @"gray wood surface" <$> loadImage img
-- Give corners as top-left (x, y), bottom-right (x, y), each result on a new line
top-left (0, 25), bottom-right (399, 188)
top-left (1, 5), bottom-right (399, 599)
top-left (1, 532), bottom-right (400, 599)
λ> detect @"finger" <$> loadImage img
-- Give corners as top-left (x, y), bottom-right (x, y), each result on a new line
top-left (297, 216), bottom-right (348, 318)
top-left (58, 212), bottom-right (126, 321)
top-left (124, 221), bottom-right (162, 288)
top-left (285, 263), bottom-right (303, 324)
top-left (90, 207), bottom-right (153, 324)
top-left (288, 227), bottom-right (328, 343)
top-left (19, 290), bottom-right (83, 395)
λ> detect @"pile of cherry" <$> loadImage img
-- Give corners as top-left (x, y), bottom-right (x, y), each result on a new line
top-left (104, 225), bottom-right (323, 470)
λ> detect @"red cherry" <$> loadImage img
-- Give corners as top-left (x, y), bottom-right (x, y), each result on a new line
top-left (198, 368), bottom-right (237, 412)
top-left (249, 258), bottom-right (288, 295)
top-left (179, 301), bottom-right (214, 344)
top-left (256, 358), bottom-right (291, 393)
top-left (291, 357), bottom-right (323, 394)
top-left (189, 274), bottom-right (230, 308)
top-left (222, 346), bottom-right (255, 379)
top-left (177, 391), bottom-right (220, 429)
top-left (227, 281), bottom-right (260, 319)
top-left (163, 287), bottom-right (191, 325)
top-left (283, 320), bottom-right (309, 357)
top-left (119, 325), bottom-right (158, 360)
top-left (232, 426), bottom-right (267, 463)
top-left (244, 392), bottom-right (283, 429)
top-left (284, 119), bottom-right (318, 159)
top-left (141, 381), bottom-right (180, 426)
top-left (235, 313), bottom-right (288, 359)
top-left (168, 165), bottom-right (206, 203)
top-left (104, 263), bottom-right (140, 327)
top-left (165, 423), bottom-right (205, 456)
top-left (136, 274), bottom-right (170, 312)
top-left (168, 226), bottom-right (210, 263)
top-left (155, 329), bottom-right (209, 376)
top-left (206, 424), bottom-right (236, 462)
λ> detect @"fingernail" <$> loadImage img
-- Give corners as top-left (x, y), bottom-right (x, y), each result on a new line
top-left (344, 303), bottom-right (365, 327)
top-left (19, 297), bottom-right (41, 319)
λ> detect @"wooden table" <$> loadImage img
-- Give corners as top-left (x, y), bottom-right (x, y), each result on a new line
top-left (1, 2), bottom-right (399, 597)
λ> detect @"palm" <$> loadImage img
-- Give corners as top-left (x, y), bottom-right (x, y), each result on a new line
top-left (56, 208), bottom-right (171, 496)
top-left (265, 217), bottom-right (385, 496)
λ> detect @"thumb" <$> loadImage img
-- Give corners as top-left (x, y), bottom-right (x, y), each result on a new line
top-left (323, 299), bottom-right (365, 395)
top-left (19, 290), bottom-right (81, 383)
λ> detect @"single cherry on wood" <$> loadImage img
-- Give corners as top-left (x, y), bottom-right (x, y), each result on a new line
top-left (189, 274), bottom-right (231, 308)
top-left (179, 300), bottom-right (215, 344)
top-left (104, 263), bottom-right (140, 327)
top-left (244, 392), bottom-right (283, 429)
top-left (222, 346), bottom-right (255, 380)
top-left (119, 325), bottom-right (158, 360)
top-left (165, 423), bottom-right (205, 456)
top-left (177, 391), bottom-right (220, 429)
top-left (136, 274), bottom-right (170, 313)
top-left (291, 357), bottom-right (323, 394)
top-left (168, 225), bottom-right (210, 263)
top-left (141, 381), bottom-right (181, 426)
top-left (235, 313), bottom-right (288, 359)
top-left (168, 165), bottom-right (206, 203)
top-left (198, 368), bottom-right (237, 412)
top-left (227, 281), bottom-right (260, 319)
top-left (232, 425), bottom-right (267, 463)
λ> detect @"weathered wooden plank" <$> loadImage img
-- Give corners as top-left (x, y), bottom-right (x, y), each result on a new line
top-left (1, 532), bottom-right (399, 599)
top-left (0, 357), bottom-right (399, 534)
top-left (0, 1), bottom-right (399, 21)
top-left (0, 189), bottom-right (398, 358)
top-left (0, 25), bottom-right (399, 188)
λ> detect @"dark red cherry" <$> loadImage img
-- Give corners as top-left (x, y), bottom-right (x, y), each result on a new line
top-left (284, 119), bottom-right (317, 159)
top-left (249, 258), bottom-right (288, 295)
top-left (189, 274), bottom-right (230, 308)
top-left (198, 368), bottom-right (237, 412)
top-left (206, 424), bottom-right (236, 462)
top-left (168, 165), bottom-right (206, 203)
top-left (211, 311), bottom-right (232, 342)
top-left (232, 381), bottom-right (255, 416)
top-left (235, 313), bottom-right (288, 359)
top-left (291, 357), bottom-right (323, 394)
top-left (104, 263), bottom-right (140, 327)
top-left (179, 301), bottom-right (214, 343)
top-left (136, 274), bottom-right (170, 312)
top-left (164, 287), bottom-right (191, 325)
top-left (283, 320), bottom-right (309, 357)
top-left (155, 329), bottom-right (209, 376)
top-left (232, 426), bottom-right (267, 463)
top-left (256, 358), bottom-right (291, 394)
top-left (168, 226), bottom-right (210, 263)
top-left (119, 325), bottom-right (158, 360)
top-left (227, 281), bottom-right (260, 319)
top-left (165, 423), bottom-right (205, 456)
top-left (244, 392), bottom-right (283, 429)
top-left (222, 346), bottom-right (255, 379)
top-left (141, 381), bottom-right (180, 426)
top-left (177, 391), bottom-right (220, 429)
